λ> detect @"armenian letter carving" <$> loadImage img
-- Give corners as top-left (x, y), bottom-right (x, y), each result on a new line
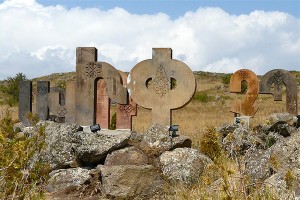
top-left (259, 69), bottom-right (298, 115)
top-left (127, 48), bottom-right (196, 126)
top-left (230, 69), bottom-right (259, 117)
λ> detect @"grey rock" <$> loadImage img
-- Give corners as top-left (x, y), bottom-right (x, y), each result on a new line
top-left (265, 168), bottom-right (300, 200)
top-left (13, 122), bottom-right (25, 132)
top-left (268, 121), bottom-right (294, 137)
top-left (100, 165), bottom-right (165, 199)
top-left (159, 148), bottom-right (212, 184)
top-left (245, 148), bottom-right (273, 181)
top-left (105, 146), bottom-right (149, 166)
top-left (38, 121), bottom-right (82, 170)
top-left (223, 127), bottom-right (263, 156)
top-left (47, 167), bottom-right (91, 193)
top-left (270, 131), bottom-right (300, 170)
top-left (74, 130), bottom-right (131, 165)
top-left (216, 123), bottom-right (238, 138)
top-left (266, 113), bottom-right (294, 125)
top-left (129, 123), bottom-right (192, 156)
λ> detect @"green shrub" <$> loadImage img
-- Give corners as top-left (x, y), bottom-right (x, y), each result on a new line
top-left (0, 111), bottom-right (49, 199)
top-left (193, 91), bottom-right (214, 103)
top-left (0, 73), bottom-right (28, 106)
top-left (221, 74), bottom-right (232, 86)
top-left (199, 127), bottom-right (222, 160)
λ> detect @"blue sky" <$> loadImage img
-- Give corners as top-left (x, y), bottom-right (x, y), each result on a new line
top-left (0, 0), bottom-right (299, 79)
top-left (36, 0), bottom-right (300, 18)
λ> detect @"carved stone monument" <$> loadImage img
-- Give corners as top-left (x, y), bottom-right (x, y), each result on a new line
top-left (18, 81), bottom-right (32, 126)
top-left (65, 81), bottom-right (76, 124)
top-left (230, 69), bottom-right (259, 117)
top-left (116, 71), bottom-right (137, 130)
top-left (75, 47), bottom-right (127, 125)
top-left (37, 81), bottom-right (50, 120)
top-left (48, 87), bottom-right (67, 122)
top-left (259, 69), bottom-right (298, 115)
top-left (127, 48), bottom-right (196, 126)
top-left (96, 80), bottom-right (110, 129)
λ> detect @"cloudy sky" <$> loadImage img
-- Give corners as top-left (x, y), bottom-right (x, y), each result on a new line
top-left (0, 0), bottom-right (299, 80)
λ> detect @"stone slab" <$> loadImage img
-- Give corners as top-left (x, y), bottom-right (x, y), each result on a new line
top-left (65, 81), bottom-right (76, 124)
top-left (96, 79), bottom-right (110, 129)
top-left (116, 71), bottom-right (137, 130)
top-left (37, 81), bottom-right (50, 120)
top-left (18, 81), bottom-right (32, 126)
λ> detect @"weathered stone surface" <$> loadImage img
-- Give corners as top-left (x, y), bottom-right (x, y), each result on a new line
top-left (216, 123), bottom-right (238, 138)
top-left (116, 71), bottom-right (137, 130)
top-left (105, 146), bottom-right (149, 166)
top-left (270, 131), bottom-right (300, 170)
top-left (266, 113), bottom-right (295, 125)
top-left (259, 69), bottom-right (298, 115)
top-left (75, 47), bottom-right (127, 126)
top-left (47, 167), bottom-right (91, 193)
top-left (127, 48), bottom-right (196, 126)
top-left (245, 148), bottom-right (273, 181)
top-left (100, 165), bottom-right (165, 199)
top-left (159, 148), bottom-right (212, 184)
top-left (38, 121), bottom-right (83, 170)
top-left (229, 69), bottom-right (258, 116)
top-left (65, 81), bottom-right (76, 124)
top-left (37, 81), bottom-right (50, 120)
top-left (223, 127), bottom-right (263, 156)
top-left (18, 81), bottom-right (32, 126)
top-left (96, 79), bottom-right (110, 129)
top-left (264, 168), bottom-right (300, 200)
top-left (48, 88), bottom-right (67, 121)
top-left (73, 130), bottom-right (131, 165)
top-left (129, 123), bottom-right (192, 156)
top-left (268, 121), bottom-right (293, 137)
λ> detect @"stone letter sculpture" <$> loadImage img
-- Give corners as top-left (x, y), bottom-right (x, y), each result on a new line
top-left (127, 48), bottom-right (196, 126)
top-left (75, 47), bottom-right (127, 125)
top-left (116, 71), bottom-right (137, 130)
top-left (259, 69), bottom-right (298, 115)
top-left (230, 69), bottom-right (259, 117)
top-left (37, 81), bottom-right (50, 120)
top-left (19, 81), bottom-right (32, 126)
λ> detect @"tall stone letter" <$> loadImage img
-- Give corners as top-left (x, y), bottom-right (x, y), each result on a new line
top-left (37, 81), bottom-right (49, 120)
top-left (230, 69), bottom-right (259, 117)
top-left (75, 47), bottom-right (127, 125)
top-left (127, 48), bottom-right (196, 126)
top-left (259, 69), bottom-right (298, 115)
top-left (19, 81), bottom-right (32, 126)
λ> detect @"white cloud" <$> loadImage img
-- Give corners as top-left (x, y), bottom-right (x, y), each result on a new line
top-left (0, 0), bottom-right (299, 79)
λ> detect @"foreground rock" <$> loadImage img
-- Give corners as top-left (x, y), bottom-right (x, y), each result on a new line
top-left (265, 168), bottom-right (300, 200)
top-left (105, 146), bottom-right (149, 166)
top-left (47, 168), bottom-right (91, 193)
top-left (129, 123), bottom-right (192, 156)
top-left (73, 130), bottom-right (131, 165)
top-left (159, 148), bottom-right (212, 184)
top-left (100, 165), bottom-right (165, 199)
top-left (39, 121), bottom-right (83, 170)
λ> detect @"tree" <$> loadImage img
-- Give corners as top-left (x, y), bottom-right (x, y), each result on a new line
top-left (0, 73), bottom-right (28, 106)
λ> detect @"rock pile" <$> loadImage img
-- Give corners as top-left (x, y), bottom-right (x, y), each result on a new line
top-left (15, 122), bottom-right (211, 199)
top-left (217, 113), bottom-right (300, 199)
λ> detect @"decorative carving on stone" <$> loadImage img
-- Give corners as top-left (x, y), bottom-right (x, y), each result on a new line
top-left (259, 69), bottom-right (298, 115)
top-left (230, 69), bottom-right (259, 117)
top-left (153, 65), bottom-right (169, 97)
top-left (127, 48), bottom-right (196, 126)
top-left (116, 71), bottom-right (137, 130)
top-left (85, 62), bottom-right (103, 78)
top-left (57, 105), bottom-right (67, 117)
top-left (75, 47), bottom-right (127, 125)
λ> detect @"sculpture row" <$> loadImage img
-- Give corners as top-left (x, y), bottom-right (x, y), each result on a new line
top-left (18, 47), bottom-right (298, 129)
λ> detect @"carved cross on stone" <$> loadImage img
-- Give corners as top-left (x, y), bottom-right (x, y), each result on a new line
top-left (127, 48), bottom-right (196, 126)
top-left (230, 69), bottom-right (259, 117)
top-left (259, 69), bottom-right (298, 115)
